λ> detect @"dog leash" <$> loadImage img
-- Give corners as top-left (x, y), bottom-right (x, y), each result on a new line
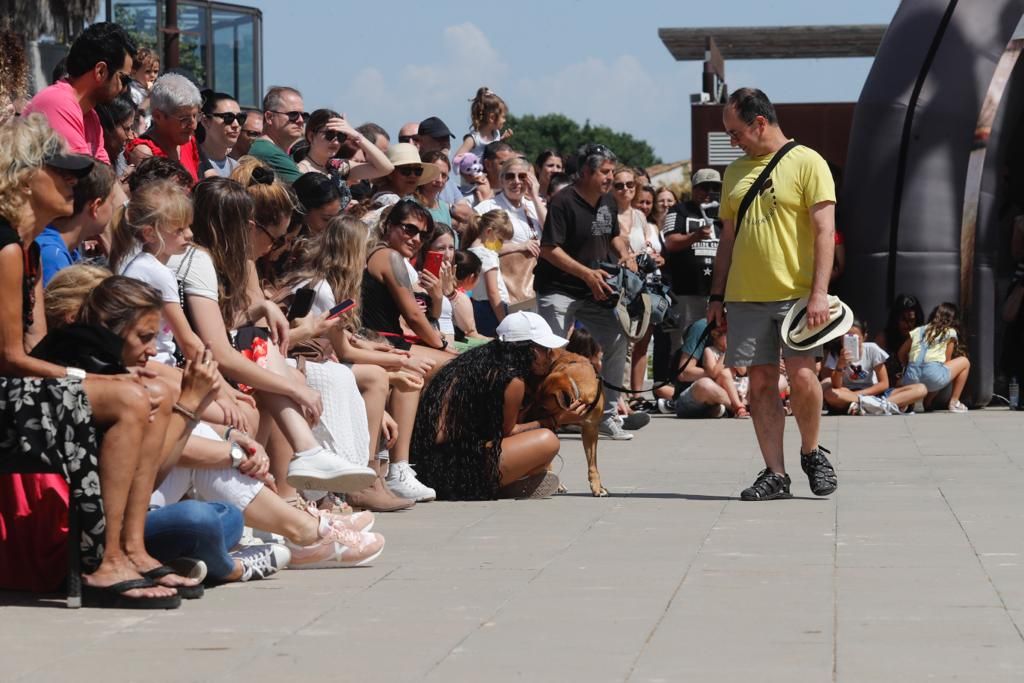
top-left (601, 321), bottom-right (716, 395)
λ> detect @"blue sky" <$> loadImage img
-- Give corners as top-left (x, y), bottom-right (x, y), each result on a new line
top-left (242, 0), bottom-right (899, 163)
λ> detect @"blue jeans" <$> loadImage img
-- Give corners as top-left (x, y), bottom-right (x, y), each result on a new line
top-left (145, 500), bottom-right (243, 581)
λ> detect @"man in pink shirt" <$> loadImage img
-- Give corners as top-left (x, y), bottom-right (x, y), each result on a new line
top-left (23, 22), bottom-right (136, 164)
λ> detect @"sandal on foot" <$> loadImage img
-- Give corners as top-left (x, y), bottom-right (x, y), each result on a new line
top-left (142, 565), bottom-right (204, 599)
top-left (733, 406), bottom-right (751, 419)
top-left (497, 472), bottom-right (560, 499)
top-left (82, 578), bottom-right (182, 610)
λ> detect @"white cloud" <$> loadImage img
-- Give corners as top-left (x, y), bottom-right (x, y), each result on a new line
top-left (331, 22), bottom-right (690, 162)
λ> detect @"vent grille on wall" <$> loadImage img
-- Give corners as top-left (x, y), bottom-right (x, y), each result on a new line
top-left (708, 132), bottom-right (744, 165)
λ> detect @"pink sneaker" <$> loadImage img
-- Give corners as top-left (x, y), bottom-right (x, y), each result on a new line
top-left (287, 516), bottom-right (385, 568)
top-left (327, 510), bottom-right (375, 533)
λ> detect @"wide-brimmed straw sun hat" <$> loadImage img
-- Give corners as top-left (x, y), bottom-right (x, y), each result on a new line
top-left (781, 294), bottom-right (854, 351)
top-left (386, 143), bottom-right (440, 186)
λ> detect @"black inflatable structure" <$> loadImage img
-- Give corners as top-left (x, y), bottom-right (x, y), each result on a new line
top-left (842, 0), bottom-right (1024, 405)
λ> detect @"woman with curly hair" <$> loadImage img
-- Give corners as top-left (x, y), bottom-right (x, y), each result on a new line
top-left (410, 312), bottom-right (586, 500)
top-left (0, 114), bottom-right (188, 608)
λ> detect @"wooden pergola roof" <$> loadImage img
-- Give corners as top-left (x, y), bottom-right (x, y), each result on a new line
top-left (658, 25), bottom-right (888, 61)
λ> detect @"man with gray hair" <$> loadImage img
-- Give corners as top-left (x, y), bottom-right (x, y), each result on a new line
top-left (124, 72), bottom-right (202, 182)
top-left (534, 143), bottom-right (643, 440)
top-left (248, 85), bottom-right (305, 183)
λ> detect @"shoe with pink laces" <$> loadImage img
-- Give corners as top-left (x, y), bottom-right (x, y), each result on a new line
top-left (287, 515), bottom-right (385, 568)
top-left (286, 494), bottom-right (375, 532)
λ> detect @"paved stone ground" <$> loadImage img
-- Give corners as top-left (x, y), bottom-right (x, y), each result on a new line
top-left (3, 410), bottom-right (1024, 682)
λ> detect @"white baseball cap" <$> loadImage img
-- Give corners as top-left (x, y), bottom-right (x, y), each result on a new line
top-left (496, 312), bottom-right (568, 349)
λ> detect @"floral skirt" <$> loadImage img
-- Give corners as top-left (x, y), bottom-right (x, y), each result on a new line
top-left (0, 377), bottom-right (103, 571)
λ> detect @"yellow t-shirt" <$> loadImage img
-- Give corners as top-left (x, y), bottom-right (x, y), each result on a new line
top-left (720, 144), bottom-right (835, 302)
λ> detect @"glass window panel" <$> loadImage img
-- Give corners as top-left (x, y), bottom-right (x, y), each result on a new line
top-left (177, 2), bottom-right (208, 86)
top-left (211, 8), bottom-right (256, 106)
top-left (112, 0), bottom-right (159, 52)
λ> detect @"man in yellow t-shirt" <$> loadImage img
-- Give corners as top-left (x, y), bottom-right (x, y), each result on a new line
top-left (706, 88), bottom-right (838, 502)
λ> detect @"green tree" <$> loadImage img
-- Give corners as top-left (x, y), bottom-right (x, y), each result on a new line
top-left (506, 113), bottom-right (661, 169)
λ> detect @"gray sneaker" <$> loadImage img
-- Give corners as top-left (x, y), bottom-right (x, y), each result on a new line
top-left (598, 417), bottom-right (634, 440)
top-left (231, 543), bottom-right (291, 582)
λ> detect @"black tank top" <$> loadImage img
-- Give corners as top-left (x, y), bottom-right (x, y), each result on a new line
top-left (0, 218), bottom-right (41, 332)
top-left (361, 247), bottom-right (403, 337)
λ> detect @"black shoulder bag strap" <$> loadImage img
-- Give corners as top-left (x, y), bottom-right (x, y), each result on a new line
top-left (734, 141), bottom-right (799, 235)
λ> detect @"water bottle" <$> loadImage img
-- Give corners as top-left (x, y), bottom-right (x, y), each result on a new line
top-left (1010, 376), bottom-right (1020, 410)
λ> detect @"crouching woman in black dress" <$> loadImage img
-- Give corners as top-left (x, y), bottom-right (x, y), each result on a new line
top-left (410, 311), bottom-right (587, 500)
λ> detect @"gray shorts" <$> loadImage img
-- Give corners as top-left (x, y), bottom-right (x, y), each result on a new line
top-left (724, 300), bottom-right (819, 367)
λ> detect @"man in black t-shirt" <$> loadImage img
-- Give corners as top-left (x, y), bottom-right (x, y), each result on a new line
top-left (661, 167), bottom-right (722, 354)
top-left (535, 143), bottom-right (641, 439)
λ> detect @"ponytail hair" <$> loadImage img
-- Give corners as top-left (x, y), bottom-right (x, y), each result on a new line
top-left (469, 86), bottom-right (508, 132)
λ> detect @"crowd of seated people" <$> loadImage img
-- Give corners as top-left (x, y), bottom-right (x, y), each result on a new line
top-left (0, 20), bottom-right (990, 609)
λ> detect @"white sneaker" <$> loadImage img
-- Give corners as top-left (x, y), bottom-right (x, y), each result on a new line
top-left (286, 448), bottom-right (378, 493)
top-left (858, 395), bottom-right (888, 416)
top-left (232, 543), bottom-right (291, 581)
top-left (386, 461), bottom-right (436, 502)
top-left (656, 398), bottom-right (675, 414)
top-left (598, 417), bottom-right (634, 440)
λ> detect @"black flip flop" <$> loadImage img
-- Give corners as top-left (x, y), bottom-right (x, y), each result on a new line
top-left (142, 565), bottom-right (205, 599)
top-left (82, 578), bottom-right (182, 610)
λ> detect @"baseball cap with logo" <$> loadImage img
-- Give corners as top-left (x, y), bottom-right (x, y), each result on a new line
top-left (496, 312), bottom-right (568, 349)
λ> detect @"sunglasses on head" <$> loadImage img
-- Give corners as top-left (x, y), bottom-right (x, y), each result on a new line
top-left (613, 181), bottom-right (636, 190)
top-left (318, 129), bottom-right (346, 143)
top-left (269, 110), bottom-right (307, 124)
top-left (503, 172), bottom-right (529, 182)
top-left (396, 222), bottom-right (430, 238)
top-left (209, 112), bottom-right (247, 126)
top-left (397, 166), bottom-right (424, 177)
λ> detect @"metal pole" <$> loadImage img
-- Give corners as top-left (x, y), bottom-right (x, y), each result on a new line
top-left (164, 0), bottom-right (179, 70)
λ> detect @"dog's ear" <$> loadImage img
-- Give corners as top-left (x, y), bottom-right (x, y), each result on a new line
top-left (556, 390), bottom-right (573, 411)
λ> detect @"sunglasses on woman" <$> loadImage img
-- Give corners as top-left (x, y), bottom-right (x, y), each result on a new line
top-left (209, 112), bottom-right (247, 126)
top-left (397, 166), bottom-right (424, 177)
top-left (503, 172), bottom-right (529, 182)
top-left (253, 221), bottom-right (287, 250)
top-left (317, 129), bottom-right (346, 143)
top-left (397, 222), bottom-right (430, 238)
top-left (613, 181), bottom-right (636, 190)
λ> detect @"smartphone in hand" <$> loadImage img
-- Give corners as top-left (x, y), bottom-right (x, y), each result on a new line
top-left (842, 333), bottom-right (860, 360)
top-left (287, 287), bottom-right (316, 321)
top-left (327, 298), bottom-right (356, 320)
top-left (423, 251), bottom-right (444, 278)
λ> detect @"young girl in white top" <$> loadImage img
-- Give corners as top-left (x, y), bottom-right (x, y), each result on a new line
top-left (821, 318), bottom-right (927, 415)
top-left (898, 302), bottom-right (972, 412)
top-left (108, 179), bottom-right (205, 366)
top-left (454, 87), bottom-right (510, 161)
top-left (466, 209), bottom-right (513, 336)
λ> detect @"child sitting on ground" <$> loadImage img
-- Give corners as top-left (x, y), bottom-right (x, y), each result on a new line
top-left (451, 249), bottom-right (488, 347)
top-left (821, 317), bottom-right (927, 415)
top-left (898, 301), bottom-right (972, 412)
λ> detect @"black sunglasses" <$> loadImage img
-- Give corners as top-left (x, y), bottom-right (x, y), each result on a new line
top-left (397, 166), bottom-right (424, 177)
top-left (396, 222), bottom-right (430, 238)
top-left (209, 112), bottom-right (247, 126)
top-left (255, 222), bottom-right (287, 250)
top-left (241, 129), bottom-right (261, 139)
top-left (117, 72), bottom-right (132, 89)
top-left (269, 110), bottom-right (307, 124)
top-left (318, 129), bottom-right (346, 143)
top-left (503, 172), bottom-right (529, 182)
top-left (613, 181), bottom-right (636, 190)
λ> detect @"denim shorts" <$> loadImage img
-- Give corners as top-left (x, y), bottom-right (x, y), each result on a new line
top-left (674, 383), bottom-right (725, 419)
top-left (903, 361), bottom-right (951, 393)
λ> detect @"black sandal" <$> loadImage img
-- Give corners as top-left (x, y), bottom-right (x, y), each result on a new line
top-left (142, 565), bottom-right (205, 599)
top-left (82, 578), bottom-right (182, 610)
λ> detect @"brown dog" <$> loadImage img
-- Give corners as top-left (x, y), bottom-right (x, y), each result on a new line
top-left (527, 350), bottom-right (607, 497)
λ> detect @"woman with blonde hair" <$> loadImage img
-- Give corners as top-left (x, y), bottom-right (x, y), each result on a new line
top-left (0, 114), bottom-right (191, 607)
top-left (283, 216), bottom-right (436, 506)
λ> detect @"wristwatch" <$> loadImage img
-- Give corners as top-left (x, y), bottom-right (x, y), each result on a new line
top-left (228, 441), bottom-right (246, 469)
